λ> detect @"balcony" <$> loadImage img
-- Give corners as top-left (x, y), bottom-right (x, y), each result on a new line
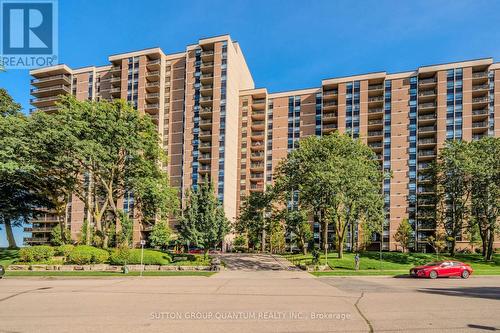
top-left (24, 237), bottom-right (50, 244)
top-left (251, 120), bottom-right (265, 130)
top-left (368, 131), bottom-right (383, 137)
top-left (250, 184), bottom-right (264, 191)
top-left (31, 74), bottom-right (71, 87)
top-left (199, 142), bottom-right (212, 151)
top-left (368, 84), bottom-right (384, 91)
top-left (146, 59), bottom-right (161, 70)
top-left (199, 154), bottom-right (211, 162)
top-left (199, 107), bottom-right (212, 118)
top-left (30, 85), bottom-right (70, 97)
top-left (250, 173), bottom-right (264, 180)
top-left (322, 124), bottom-right (337, 132)
top-left (251, 110), bottom-right (265, 120)
top-left (418, 90), bottom-right (436, 97)
top-left (109, 66), bottom-right (121, 73)
top-left (418, 150), bottom-right (436, 160)
top-left (472, 109), bottom-right (489, 116)
top-left (418, 102), bottom-right (437, 110)
top-left (251, 141), bottom-right (264, 150)
top-left (250, 163), bottom-right (264, 170)
top-left (368, 108), bottom-right (383, 114)
top-left (472, 84), bottom-right (489, 91)
top-left (144, 103), bottom-right (159, 112)
top-left (30, 95), bottom-right (60, 107)
top-left (146, 70), bottom-right (160, 81)
top-left (419, 78), bottom-right (437, 85)
top-left (472, 121), bottom-right (488, 129)
top-left (323, 101), bottom-right (338, 110)
top-left (368, 96), bottom-right (383, 103)
top-left (323, 90), bottom-right (338, 100)
top-left (145, 92), bottom-right (160, 102)
top-left (472, 97), bottom-right (489, 104)
top-left (472, 71), bottom-right (488, 79)
top-left (199, 131), bottom-right (212, 140)
top-left (199, 118), bottom-right (212, 127)
top-left (418, 126), bottom-right (436, 133)
top-left (251, 131), bottom-right (265, 139)
top-left (201, 62), bottom-right (214, 69)
top-left (368, 119), bottom-right (383, 126)
top-left (146, 81), bottom-right (160, 92)
top-left (201, 51), bottom-right (214, 60)
top-left (418, 138), bottom-right (436, 147)
top-left (200, 73), bottom-right (213, 82)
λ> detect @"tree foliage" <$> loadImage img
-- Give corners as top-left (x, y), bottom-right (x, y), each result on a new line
top-left (236, 191), bottom-right (273, 251)
top-left (148, 220), bottom-right (172, 250)
top-left (178, 180), bottom-right (230, 254)
top-left (394, 218), bottom-right (412, 253)
top-left (274, 132), bottom-right (385, 258)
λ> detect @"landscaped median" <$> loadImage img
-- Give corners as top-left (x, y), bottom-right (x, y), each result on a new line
top-left (284, 251), bottom-right (500, 277)
top-left (0, 246), bottom-right (218, 277)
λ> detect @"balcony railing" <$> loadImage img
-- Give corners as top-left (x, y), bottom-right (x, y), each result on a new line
top-left (418, 138), bottom-right (436, 145)
top-left (323, 90), bottom-right (338, 96)
top-left (146, 82), bottom-right (160, 88)
top-left (418, 90), bottom-right (436, 96)
top-left (323, 101), bottom-right (338, 107)
top-left (418, 126), bottom-right (436, 132)
top-left (200, 73), bottom-right (213, 79)
top-left (368, 108), bottom-right (383, 113)
top-left (419, 78), bottom-right (437, 84)
top-left (419, 103), bottom-right (436, 109)
top-left (31, 74), bottom-right (70, 84)
top-left (368, 119), bottom-right (383, 125)
top-left (472, 72), bottom-right (488, 78)
top-left (472, 84), bottom-right (489, 91)
top-left (472, 97), bottom-right (489, 103)
top-left (368, 142), bottom-right (383, 148)
top-left (368, 96), bottom-right (383, 102)
top-left (472, 121), bottom-right (488, 128)
top-left (368, 84), bottom-right (383, 90)
top-left (30, 85), bottom-right (70, 94)
top-left (145, 103), bottom-right (159, 110)
top-left (418, 150), bottom-right (436, 157)
top-left (253, 99), bottom-right (266, 104)
top-left (200, 96), bottom-right (213, 102)
top-left (368, 131), bottom-right (383, 137)
top-left (418, 114), bottom-right (436, 120)
top-left (472, 109), bottom-right (488, 116)
top-left (323, 124), bottom-right (337, 130)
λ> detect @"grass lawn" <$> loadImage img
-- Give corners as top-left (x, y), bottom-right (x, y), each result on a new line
top-left (284, 251), bottom-right (500, 276)
top-left (4, 270), bottom-right (215, 277)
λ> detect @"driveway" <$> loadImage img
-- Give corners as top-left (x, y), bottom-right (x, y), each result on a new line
top-left (216, 253), bottom-right (299, 271)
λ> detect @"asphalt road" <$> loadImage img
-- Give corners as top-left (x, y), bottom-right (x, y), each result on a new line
top-left (0, 254), bottom-right (499, 333)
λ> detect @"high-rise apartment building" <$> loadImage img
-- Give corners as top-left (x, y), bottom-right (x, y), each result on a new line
top-left (28, 35), bottom-right (499, 251)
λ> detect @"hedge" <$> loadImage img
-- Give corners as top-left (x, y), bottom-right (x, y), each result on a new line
top-left (68, 245), bottom-right (109, 265)
top-left (19, 246), bottom-right (55, 263)
top-left (56, 244), bottom-right (75, 257)
top-left (109, 248), bottom-right (171, 265)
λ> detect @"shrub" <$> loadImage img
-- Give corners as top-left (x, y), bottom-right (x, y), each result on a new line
top-left (19, 246), bottom-right (55, 263)
top-left (56, 244), bottom-right (75, 257)
top-left (109, 248), bottom-right (170, 265)
top-left (109, 246), bottom-right (131, 265)
top-left (68, 245), bottom-right (109, 265)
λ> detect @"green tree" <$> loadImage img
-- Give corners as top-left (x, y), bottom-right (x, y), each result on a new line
top-left (275, 132), bottom-right (384, 259)
top-left (148, 220), bottom-right (172, 250)
top-left (469, 137), bottom-right (500, 261)
top-left (435, 140), bottom-right (472, 256)
top-left (0, 89), bottom-right (53, 248)
top-left (269, 222), bottom-right (286, 254)
top-left (283, 209), bottom-right (312, 254)
top-left (179, 180), bottom-right (230, 256)
top-left (50, 225), bottom-right (71, 246)
top-left (32, 96), bottom-right (178, 248)
top-left (236, 191), bottom-right (273, 251)
top-left (394, 218), bottom-right (412, 253)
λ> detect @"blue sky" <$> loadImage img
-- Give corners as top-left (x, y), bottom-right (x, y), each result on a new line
top-left (1, 0), bottom-right (500, 247)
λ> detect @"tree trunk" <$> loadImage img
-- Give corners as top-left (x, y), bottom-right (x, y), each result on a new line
top-left (449, 238), bottom-right (456, 257)
top-left (261, 228), bottom-right (266, 252)
top-left (337, 234), bottom-right (344, 259)
top-left (486, 227), bottom-right (494, 261)
top-left (86, 173), bottom-right (93, 245)
top-left (4, 219), bottom-right (17, 248)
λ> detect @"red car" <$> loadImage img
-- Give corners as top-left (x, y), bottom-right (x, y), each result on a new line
top-left (410, 261), bottom-right (473, 279)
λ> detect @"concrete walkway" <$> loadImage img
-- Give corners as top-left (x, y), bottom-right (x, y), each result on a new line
top-left (216, 253), bottom-right (300, 271)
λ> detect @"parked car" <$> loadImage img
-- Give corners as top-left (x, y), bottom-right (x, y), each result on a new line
top-left (410, 261), bottom-right (473, 279)
top-left (0, 265), bottom-right (5, 279)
